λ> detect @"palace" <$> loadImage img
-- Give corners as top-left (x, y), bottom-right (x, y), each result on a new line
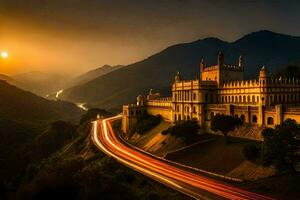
top-left (122, 51), bottom-right (300, 139)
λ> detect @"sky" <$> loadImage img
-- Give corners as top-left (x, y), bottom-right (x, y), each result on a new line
top-left (1, 0), bottom-right (300, 76)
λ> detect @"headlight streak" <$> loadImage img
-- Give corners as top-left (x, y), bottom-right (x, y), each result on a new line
top-left (92, 120), bottom-right (183, 190)
top-left (92, 115), bottom-right (274, 200)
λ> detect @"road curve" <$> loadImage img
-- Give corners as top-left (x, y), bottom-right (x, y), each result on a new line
top-left (91, 115), bottom-right (274, 200)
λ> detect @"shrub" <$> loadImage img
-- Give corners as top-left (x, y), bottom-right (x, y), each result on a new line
top-left (163, 120), bottom-right (200, 144)
top-left (131, 114), bottom-right (162, 135)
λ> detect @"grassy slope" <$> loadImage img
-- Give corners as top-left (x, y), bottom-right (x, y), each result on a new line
top-left (166, 136), bottom-right (259, 174)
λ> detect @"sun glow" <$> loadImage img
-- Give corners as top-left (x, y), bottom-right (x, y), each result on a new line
top-left (1, 51), bottom-right (9, 59)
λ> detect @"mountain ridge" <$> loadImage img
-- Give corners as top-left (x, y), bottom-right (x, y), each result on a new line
top-left (60, 30), bottom-right (300, 109)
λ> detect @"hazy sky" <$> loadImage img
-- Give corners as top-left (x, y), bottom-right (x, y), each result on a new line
top-left (1, 0), bottom-right (300, 76)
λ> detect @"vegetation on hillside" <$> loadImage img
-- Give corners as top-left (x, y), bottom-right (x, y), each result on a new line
top-left (162, 120), bottom-right (200, 144)
top-left (211, 114), bottom-right (242, 144)
top-left (130, 114), bottom-right (162, 135)
top-left (1, 107), bottom-right (184, 200)
top-left (262, 119), bottom-right (300, 172)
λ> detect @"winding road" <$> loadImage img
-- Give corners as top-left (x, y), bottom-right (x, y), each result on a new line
top-left (91, 115), bottom-right (274, 200)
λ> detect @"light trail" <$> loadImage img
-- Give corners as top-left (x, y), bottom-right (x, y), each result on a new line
top-left (91, 115), bottom-right (275, 200)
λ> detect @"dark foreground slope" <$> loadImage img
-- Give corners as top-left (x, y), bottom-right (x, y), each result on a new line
top-left (1, 109), bottom-right (185, 200)
top-left (0, 80), bottom-right (83, 124)
top-left (61, 30), bottom-right (300, 109)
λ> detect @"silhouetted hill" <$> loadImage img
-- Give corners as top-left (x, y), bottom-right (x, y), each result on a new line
top-left (70, 64), bottom-right (123, 86)
top-left (0, 80), bottom-right (83, 124)
top-left (13, 71), bottom-right (71, 96)
top-left (61, 30), bottom-right (300, 109)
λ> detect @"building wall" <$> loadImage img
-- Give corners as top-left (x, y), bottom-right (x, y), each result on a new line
top-left (122, 52), bottom-right (300, 139)
top-left (146, 98), bottom-right (172, 121)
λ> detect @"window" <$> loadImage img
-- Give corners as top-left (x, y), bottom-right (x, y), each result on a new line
top-left (267, 117), bottom-right (274, 125)
top-left (174, 114), bottom-right (177, 121)
top-left (252, 95), bottom-right (255, 102)
top-left (193, 106), bottom-right (196, 113)
top-left (193, 93), bottom-right (196, 100)
top-left (130, 110), bottom-right (134, 115)
top-left (205, 93), bottom-right (208, 102)
top-left (252, 115), bottom-right (257, 123)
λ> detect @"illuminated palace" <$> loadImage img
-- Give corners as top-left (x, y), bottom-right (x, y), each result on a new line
top-left (122, 51), bottom-right (300, 139)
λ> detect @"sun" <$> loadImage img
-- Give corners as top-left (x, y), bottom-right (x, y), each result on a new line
top-left (1, 51), bottom-right (9, 59)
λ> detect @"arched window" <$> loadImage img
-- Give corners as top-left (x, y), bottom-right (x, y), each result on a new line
top-left (193, 106), bottom-right (196, 113)
top-left (240, 114), bottom-right (245, 123)
top-left (235, 96), bottom-right (238, 102)
top-left (252, 95), bottom-right (255, 102)
top-left (267, 117), bottom-right (274, 125)
top-left (231, 96), bottom-right (234, 102)
top-left (193, 93), bottom-right (196, 100)
top-left (243, 96), bottom-right (246, 102)
top-left (252, 115), bottom-right (257, 123)
top-left (239, 96), bottom-right (242, 102)
top-left (247, 95), bottom-right (250, 102)
top-left (186, 106), bottom-right (190, 113)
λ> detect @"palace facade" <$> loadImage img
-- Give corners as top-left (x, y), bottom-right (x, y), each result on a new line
top-left (122, 51), bottom-right (300, 138)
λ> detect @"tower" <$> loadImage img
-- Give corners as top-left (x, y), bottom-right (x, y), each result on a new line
top-left (217, 51), bottom-right (224, 66)
top-left (259, 66), bottom-right (269, 106)
top-left (238, 55), bottom-right (243, 68)
top-left (174, 71), bottom-right (182, 83)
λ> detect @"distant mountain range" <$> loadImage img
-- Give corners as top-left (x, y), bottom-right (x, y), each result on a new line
top-left (59, 30), bottom-right (300, 110)
top-left (12, 71), bottom-right (70, 96)
top-left (69, 64), bottom-right (123, 86)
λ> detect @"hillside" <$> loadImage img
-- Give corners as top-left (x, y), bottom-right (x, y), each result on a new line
top-left (0, 80), bottom-right (83, 124)
top-left (70, 64), bottom-right (123, 86)
top-left (13, 71), bottom-right (71, 96)
top-left (61, 30), bottom-right (300, 109)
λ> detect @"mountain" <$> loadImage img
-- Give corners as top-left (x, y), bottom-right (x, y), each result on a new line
top-left (12, 71), bottom-right (71, 96)
top-left (0, 80), bottom-right (84, 124)
top-left (70, 64), bottom-right (123, 86)
top-left (61, 30), bottom-right (300, 109)
top-left (0, 74), bottom-right (19, 85)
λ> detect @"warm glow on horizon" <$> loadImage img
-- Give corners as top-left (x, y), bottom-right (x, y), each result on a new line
top-left (1, 51), bottom-right (9, 59)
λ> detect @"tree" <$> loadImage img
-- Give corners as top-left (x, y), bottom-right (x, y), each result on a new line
top-left (211, 114), bottom-right (242, 144)
top-left (161, 120), bottom-right (200, 144)
top-left (262, 119), bottom-right (300, 172)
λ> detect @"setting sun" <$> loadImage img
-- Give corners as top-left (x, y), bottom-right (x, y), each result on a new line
top-left (1, 51), bottom-right (9, 59)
